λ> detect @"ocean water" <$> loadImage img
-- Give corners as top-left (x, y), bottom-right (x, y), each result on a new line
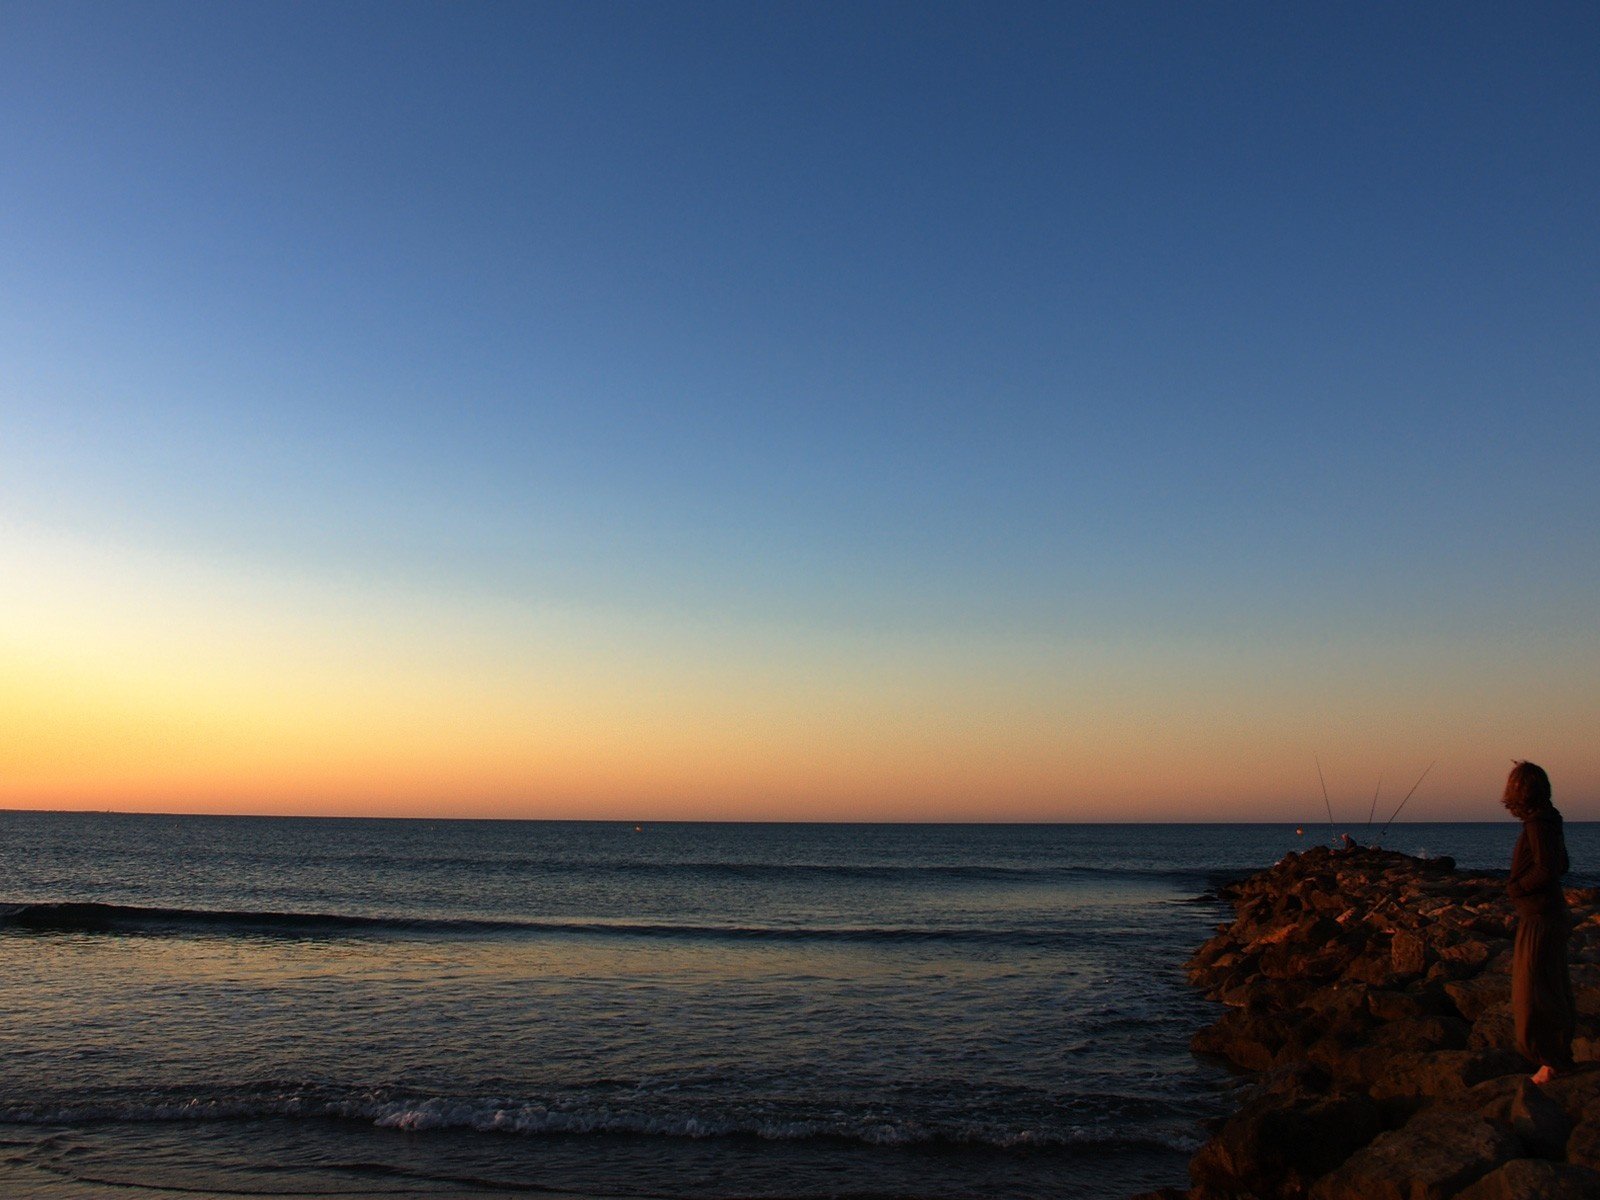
top-left (0, 815), bottom-right (1592, 1200)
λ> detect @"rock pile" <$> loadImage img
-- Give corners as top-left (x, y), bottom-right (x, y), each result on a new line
top-left (1138, 844), bottom-right (1600, 1200)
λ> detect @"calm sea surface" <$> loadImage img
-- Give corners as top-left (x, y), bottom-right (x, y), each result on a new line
top-left (1, 816), bottom-right (1594, 1200)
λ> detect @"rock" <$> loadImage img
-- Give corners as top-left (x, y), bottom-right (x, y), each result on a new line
top-left (1459, 1076), bottom-right (1571, 1158)
top-left (1392, 930), bottom-right (1428, 978)
top-left (1257, 1061), bottom-right (1333, 1096)
top-left (1287, 937), bottom-right (1362, 982)
top-left (1307, 1110), bottom-right (1517, 1200)
top-left (1485, 947), bottom-right (1515, 974)
top-left (1438, 938), bottom-right (1491, 969)
top-left (1469, 1005), bottom-right (1515, 1053)
top-left (1260, 925), bottom-right (1347, 980)
top-left (1452, 1158), bottom-right (1600, 1200)
top-left (1574, 976), bottom-right (1600, 1020)
top-left (1168, 847), bottom-right (1600, 1200)
top-left (1186, 931), bottom-right (1235, 977)
top-left (1365, 1015), bottom-right (1470, 1054)
top-left (1189, 1087), bottom-right (1380, 1199)
top-left (1366, 1049), bottom-right (1526, 1106)
top-left (1191, 1007), bottom-right (1295, 1072)
top-left (1304, 1029), bottom-right (1368, 1083)
top-left (1346, 951), bottom-right (1404, 986)
top-left (1471, 914), bottom-right (1515, 940)
top-left (1541, 1066), bottom-right (1600, 1129)
top-left (1368, 987), bottom-right (1449, 1022)
top-left (1569, 1115), bottom-right (1600, 1172)
top-left (1447, 976), bottom-right (1511, 1022)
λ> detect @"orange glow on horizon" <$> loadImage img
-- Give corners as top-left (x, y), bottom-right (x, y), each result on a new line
top-left (3, 527), bottom-right (1597, 823)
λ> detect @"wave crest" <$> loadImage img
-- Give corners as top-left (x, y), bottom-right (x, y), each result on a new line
top-left (0, 1088), bottom-right (1205, 1153)
top-left (0, 901), bottom-right (1082, 946)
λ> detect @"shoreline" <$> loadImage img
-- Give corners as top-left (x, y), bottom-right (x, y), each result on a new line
top-left (1138, 845), bottom-right (1600, 1199)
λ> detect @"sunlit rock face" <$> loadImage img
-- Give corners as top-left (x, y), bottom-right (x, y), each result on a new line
top-left (1167, 846), bottom-right (1600, 1200)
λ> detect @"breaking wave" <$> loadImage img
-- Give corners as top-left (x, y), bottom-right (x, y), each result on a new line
top-left (0, 901), bottom-right (1113, 947)
top-left (0, 1088), bottom-right (1206, 1153)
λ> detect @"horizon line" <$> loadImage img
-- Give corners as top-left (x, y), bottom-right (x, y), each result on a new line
top-left (0, 806), bottom-right (1537, 827)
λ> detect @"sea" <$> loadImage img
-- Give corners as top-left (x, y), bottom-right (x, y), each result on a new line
top-left (1, 815), bottom-right (1595, 1200)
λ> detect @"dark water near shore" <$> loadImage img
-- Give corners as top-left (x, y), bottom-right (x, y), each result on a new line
top-left (1, 815), bottom-right (1594, 1200)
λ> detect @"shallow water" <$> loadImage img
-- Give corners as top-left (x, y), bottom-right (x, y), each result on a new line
top-left (0, 816), bottom-right (1590, 1199)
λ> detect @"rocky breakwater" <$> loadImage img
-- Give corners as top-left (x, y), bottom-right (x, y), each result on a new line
top-left (1147, 845), bottom-right (1600, 1200)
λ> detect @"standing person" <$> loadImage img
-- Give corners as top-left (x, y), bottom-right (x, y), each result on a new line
top-left (1503, 760), bottom-right (1575, 1085)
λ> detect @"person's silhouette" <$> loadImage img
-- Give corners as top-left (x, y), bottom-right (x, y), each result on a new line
top-left (1502, 761), bottom-right (1575, 1085)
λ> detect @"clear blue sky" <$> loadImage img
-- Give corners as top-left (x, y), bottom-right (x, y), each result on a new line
top-left (3, 2), bottom-right (1597, 819)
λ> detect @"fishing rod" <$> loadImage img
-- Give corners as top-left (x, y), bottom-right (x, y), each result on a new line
top-left (1315, 755), bottom-right (1336, 846)
top-left (1377, 760), bottom-right (1436, 839)
top-left (1366, 778), bottom-right (1382, 832)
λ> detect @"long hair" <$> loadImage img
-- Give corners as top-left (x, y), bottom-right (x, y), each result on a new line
top-left (1502, 760), bottom-right (1552, 820)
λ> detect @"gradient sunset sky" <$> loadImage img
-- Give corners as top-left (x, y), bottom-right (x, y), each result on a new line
top-left (4, 3), bottom-right (1596, 822)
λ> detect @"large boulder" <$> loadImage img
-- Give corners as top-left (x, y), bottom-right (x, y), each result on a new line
top-left (1573, 965), bottom-right (1600, 1019)
top-left (1568, 1115), bottom-right (1600, 1173)
top-left (1445, 974), bottom-right (1510, 1022)
top-left (1364, 1014), bottom-right (1471, 1054)
top-left (1451, 1158), bottom-right (1600, 1200)
top-left (1306, 1109), bottom-right (1517, 1200)
top-left (1456, 1076), bottom-right (1572, 1159)
top-left (1363, 1049), bottom-right (1525, 1107)
top-left (1368, 987), bottom-right (1451, 1022)
top-left (1189, 1087), bottom-right (1380, 1199)
top-left (1391, 930), bottom-right (1429, 979)
top-left (1191, 1007), bottom-right (1297, 1072)
top-left (1468, 1005), bottom-right (1515, 1052)
top-left (1541, 1066), bottom-right (1600, 1129)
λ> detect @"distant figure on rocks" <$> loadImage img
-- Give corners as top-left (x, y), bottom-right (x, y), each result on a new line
top-left (1502, 760), bottom-right (1575, 1085)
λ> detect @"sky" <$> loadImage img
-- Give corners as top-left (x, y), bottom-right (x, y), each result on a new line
top-left (2, 2), bottom-right (1596, 822)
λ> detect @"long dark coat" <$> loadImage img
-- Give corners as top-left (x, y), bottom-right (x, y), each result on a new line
top-left (1507, 808), bottom-right (1574, 1070)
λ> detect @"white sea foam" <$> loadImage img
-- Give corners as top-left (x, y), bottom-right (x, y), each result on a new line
top-left (0, 1090), bottom-right (1200, 1152)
